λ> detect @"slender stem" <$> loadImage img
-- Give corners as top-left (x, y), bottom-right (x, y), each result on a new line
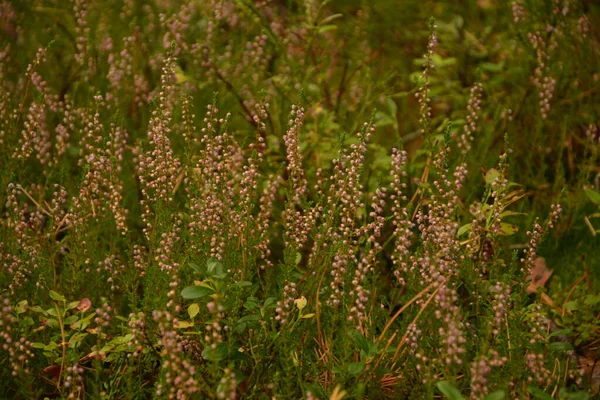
top-left (54, 302), bottom-right (67, 390)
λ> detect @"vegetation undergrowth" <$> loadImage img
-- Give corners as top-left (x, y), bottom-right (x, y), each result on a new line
top-left (1, 1), bottom-right (599, 399)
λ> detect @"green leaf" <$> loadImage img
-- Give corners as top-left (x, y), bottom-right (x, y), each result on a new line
top-left (29, 305), bottom-right (47, 315)
top-left (457, 223), bottom-right (472, 237)
top-left (485, 168), bottom-right (501, 185)
top-left (321, 13), bottom-right (343, 24)
top-left (16, 300), bottom-right (28, 314)
top-left (526, 385), bottom-right (553, 400)
top-left (189, 262), bottom-right (203, 274)
top-left (318, 24), bottom-right (337, 33)
top-left (176, 321), bottom-right (194, 329)
top-left (559, 388), bottom-right (590, 400)
top-left (498, 223), bottom-right (518, 236)
top-left (548, 341), bottom-right (573, 351)
top-left (63, 315), bottom-right (79, 325)
top-left (188, 303), bottom-right (200, 319)
top-left (181, 286), bottom-right (214, 299)
top-left (68, 332), bottom-right (88, 345)
top-left (584, 294), bottom-right (600, 306)
top-left (244, 297), bottom-right (260, 311)
top-left (202, 342), bottom-right (228, 362)
top-left (584, 189), bottom-right (600, 205)
top-left (67, 300), bottom-right (80, 310)
top-left (437, 381), bottom-right (465, 400)
top-left (263, 297), bottom-right (277, 309)
top-left (351, 330), bottom-right (370, 353)
top-left (480, 62), bottom-right (505, 72)
top-left (301, 313), bottom-right (315, 319)
top-left (563, 301), bottom-right (579, 311)
top-left (231, 281), bottom-right (252, 288)
top-left (375, 112), bottom-right (397, 128)
top-left (499, 210), bottom-right (527, 218)
top-left (71, 312), bottom-right (94, 330)
top-left (49, 290), bottom-right (66, 302)
top-left (484, 390), bottom-right (505, 400)
top-left (238, 314), bottom-right (261, 323)
top-left (44, 341), bottom-right (59, 351)
top-left (235, 322), bottom-right (247, 334)
top-left (206, 258), bottom-right (223, 276)
top-left (347, 362), bottom-right (365, 375)
top-left (549, 329), bottom-right (573, 338)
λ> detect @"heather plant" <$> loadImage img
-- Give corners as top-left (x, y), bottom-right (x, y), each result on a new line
top-left (1, 1), bottom-right (599, 399)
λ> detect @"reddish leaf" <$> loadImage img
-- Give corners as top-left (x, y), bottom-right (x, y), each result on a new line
top-left (76, 298), bottom-right (92, 312)
top-left (43, 364), bottom-right (62, 378)
top-left (527, 257), bottom-right (553, 294)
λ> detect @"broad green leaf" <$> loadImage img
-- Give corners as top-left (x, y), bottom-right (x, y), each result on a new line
top-left (16, 300), bottom-right (28, 314)
top-left (44, 341), bottom-right (59, 351)
top-left (375, 112), bottom-right (396, 128)
top-left (563, 301), bottom-right (579, 311)
top-left (498, 223), bottom-right (518, 236)
top-left (485, 168), bottom-right (500, 185)
top-left (484, 390), bottom-right (505, 400)
top-left (548, 342), bottom-right (573, 351)
top-left (238, 314), bottom-right (261, 323)
top-left (68, 332), bottom-right (88, 345)
top-left (351, 330), bottom-right (370, 353)
top-left (29, 305), bottom-right (47, 315)
top-left (527, 385), bottom-right (553, 400)
top-left (457, 223), bottom-right (472, 237)
top-left (549, 329), bottom-right (573, 337)
top-left (231, 281), bottom-right (252, 288)
top-left (499, 210), bottom-right (527, 218)
top-left (347, 362), bottom-right (365, 375)
top-left (480, 62), bottom-right (505, 72)
top-left (63, 315), bottom-right (79, 325)
top-left (318, 24), bottom-right (337, 33)
top-left (202, 342), bottom-right (228, 362)
top-left (71, 312), bottom-right (94, 330)
top-left (585, 189), bottom-right (600, 205)
top-left (107, 334), bottom-right (134, 346)
top-left (263, 297), bottom-right (277, 309)
top-left (181, 285), bottom-right (214, 299)
top-left (189, 262), bottom-right (203, 274)
top-left (206, 259), bottom-right (221, 275)
top-left (584, 294), bottom-right (600, 306)
top-left (67, 300), bottom-right (80, 310)
top-left (437, 381), bottom-right (465, 400)
top-left (49, 290), bottom-right (66, 302)
top-left (559, 388), bottom-right (590, 400)
top-left (188, 303), bottom-right (200, 319)
top-left (176, 321), bottom-right (194, 329)
top-left (235, 322), bottom-right (247, 334)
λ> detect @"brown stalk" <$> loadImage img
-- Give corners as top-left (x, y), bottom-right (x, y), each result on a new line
top-left (17, 185), bottom-right (52, 218)
top-left (377, 281), bottom-right (437, 342)
top-left (390, 284), bottom-right (440, 367)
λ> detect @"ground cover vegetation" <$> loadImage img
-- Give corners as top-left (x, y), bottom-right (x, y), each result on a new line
top-left (1, 0), bottom-right (599, 398)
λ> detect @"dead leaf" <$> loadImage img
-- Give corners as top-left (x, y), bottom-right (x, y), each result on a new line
top-left (527, 257), bottom-right (553, 294)
top-left (579, 354), bottom-right (600, 391)
top-left (42, 364), bottom-right (62, 378)
top-left (76, 298), bottom-right (92, 312)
